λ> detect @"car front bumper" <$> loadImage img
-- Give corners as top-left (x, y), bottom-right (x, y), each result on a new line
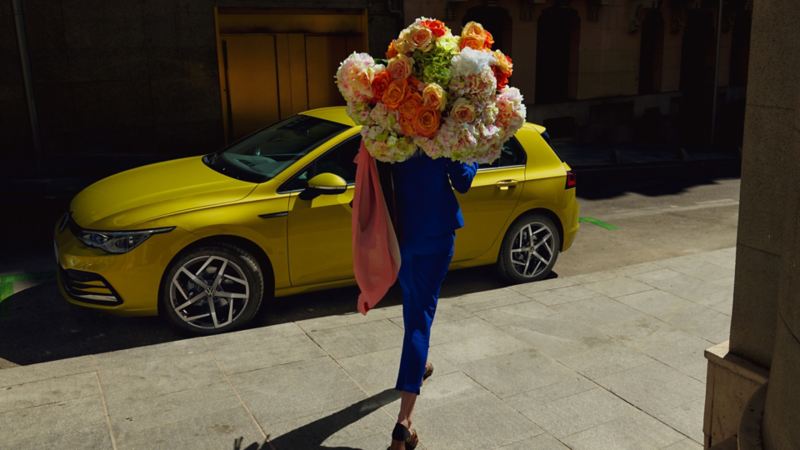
top-left (53, 220), bottom-right (188, 317)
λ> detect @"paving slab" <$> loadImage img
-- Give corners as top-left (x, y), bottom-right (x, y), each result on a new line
top-left (499, 434), bottom-right (571, 449)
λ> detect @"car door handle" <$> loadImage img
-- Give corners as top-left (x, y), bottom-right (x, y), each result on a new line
top-left (496, 179), bottom-right (518, 191)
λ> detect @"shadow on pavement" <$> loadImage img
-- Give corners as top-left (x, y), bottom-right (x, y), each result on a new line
top-left (234, 388), bottom-right (400, 450)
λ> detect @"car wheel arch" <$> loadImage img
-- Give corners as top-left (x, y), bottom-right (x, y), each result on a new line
top-left (156, 234), bottom-right (275, 315)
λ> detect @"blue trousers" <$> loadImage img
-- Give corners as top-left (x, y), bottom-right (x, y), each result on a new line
top-left (395, 232), bottom-right (455, 394)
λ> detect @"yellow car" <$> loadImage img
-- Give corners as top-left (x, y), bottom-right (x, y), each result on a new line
top-left (54, 106), bottom-right (579, 334)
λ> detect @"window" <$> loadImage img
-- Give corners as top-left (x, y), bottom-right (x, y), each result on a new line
top-left (204, 114), bottom-right (348, 183)
top-left (281, 135), bottom-right (361, 192)
top-left (479, 137), bottom-right (526, 169)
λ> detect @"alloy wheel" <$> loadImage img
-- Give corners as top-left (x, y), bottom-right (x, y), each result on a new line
top-left (509, 221), bottom-right (556, 279)
top-left (168, 255), bottom-right (250, 330)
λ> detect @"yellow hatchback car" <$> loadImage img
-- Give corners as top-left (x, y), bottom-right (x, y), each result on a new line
top-left (54, 106), bottom-right (579, 334)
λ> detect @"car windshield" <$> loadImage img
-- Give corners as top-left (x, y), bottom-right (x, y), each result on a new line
top-left (204, 114), bottom-right (349, 183)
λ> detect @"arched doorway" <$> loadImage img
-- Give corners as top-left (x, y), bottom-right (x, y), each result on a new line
top-left (638, 9), bottom-right (664, 95)
top-left (535, 7), bottom-right (580, 104)
top-left (462, 6), bottom-right (512, 56)
top-left (679, 8), bottom-right (716, 145)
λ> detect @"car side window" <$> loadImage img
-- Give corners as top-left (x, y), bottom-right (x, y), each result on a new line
top-left (281, 135), bottom-right (361, 192)
top-left (478, 137), bottom-right (526, 169)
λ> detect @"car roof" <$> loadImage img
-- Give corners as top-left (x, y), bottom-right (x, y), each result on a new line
top-left (299, 106), bottom-right (547, 134)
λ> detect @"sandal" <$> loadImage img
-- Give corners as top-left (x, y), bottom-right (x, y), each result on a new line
top-left (423, 361), bottom-right (434, 382)
top-left (388, 422), bottom-right (418, 450)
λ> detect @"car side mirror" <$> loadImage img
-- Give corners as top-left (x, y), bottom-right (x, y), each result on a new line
top-left (299, 173), bottom-right (348, 200)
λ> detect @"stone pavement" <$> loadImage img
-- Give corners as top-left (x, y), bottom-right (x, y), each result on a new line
top-left (0, 247), bottom-right (735, 450)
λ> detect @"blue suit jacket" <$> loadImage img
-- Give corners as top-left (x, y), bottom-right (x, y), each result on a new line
top-left (379, 153), bottom-right (479, 249)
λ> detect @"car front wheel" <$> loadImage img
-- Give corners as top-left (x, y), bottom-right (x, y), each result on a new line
top-left (161, 243), bottom-right (264, 334)
top-left (497, 213), bottom-right (561, 284)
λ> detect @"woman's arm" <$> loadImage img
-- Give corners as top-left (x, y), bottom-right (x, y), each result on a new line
top-left (446, 160), bottom-right (479, 194)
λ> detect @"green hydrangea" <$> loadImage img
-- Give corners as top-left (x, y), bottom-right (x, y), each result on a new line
top-left (413, 41), bottom-right (457, 88)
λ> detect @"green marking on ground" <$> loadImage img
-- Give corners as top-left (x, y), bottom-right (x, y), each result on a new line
top-left (579, 216), bottom-right (619, 230)
top-left (0, 272), bottom-right (55, 304)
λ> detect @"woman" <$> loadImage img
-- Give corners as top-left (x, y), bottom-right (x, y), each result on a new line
top-left (378, 152), bottom-right (479, 449)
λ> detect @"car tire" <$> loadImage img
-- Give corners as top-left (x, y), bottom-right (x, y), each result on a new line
top-left (497, 213), bottom-right (561, 284)
top-left (161, 243), bottom-right (264, 335)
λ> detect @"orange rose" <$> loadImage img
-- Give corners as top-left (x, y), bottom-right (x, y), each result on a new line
top-left (493, 50), bottom-right (513, 75)
top-left (407, 75), bottom-right (423, 91)
top-left (483, 30), bottom-right (494, 49)
top-left (386, 41), bottom-right (398, 59)
top-left (371, 70), bottom-right (391, 102)
top-left (388, 54), bottom-right (414, 80)
top-left (422, 83), bottom-right (446, 111)
top-left (459, 35), bottom-right (485, 51)
top-left (461, 21), bottom-right (485, 39)
top-left (399, 92), bottom-right (423, 118)
top-left (421, 19), bottom-right (447, 37)
top-left (395, 31), bottom-right (414, 54)
top-left (410, 24), bottom-right (434, 51)
top-left (414, 107), bottom-right (440, 138)
top-left (382, 78), bottom-right (408, 109)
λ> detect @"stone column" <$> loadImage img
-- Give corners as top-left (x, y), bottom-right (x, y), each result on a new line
top-left (702, 0), bottom-right (800, 448)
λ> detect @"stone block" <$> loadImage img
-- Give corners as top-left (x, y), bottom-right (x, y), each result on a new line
top-left (230, 356), bottom-right (366, 429)
top-left (0, 371), bottom-right (99, 413)
top-left (583, 276), bottom-right (652, 298)
top-left (556, 344), bottom-right (654, 380)
top-left (0, 394), bottom-right (109, 448)
top-left (447, 286), bottom-right (531, 312)
top-left (307, 319), bottom-right (403, 360)
top-left (509, 387), bottom-right (638, 438)
top-left (744, 0), bottom-right (800, 111)
top-left (738, 105), bottom-right (797, 255)
top-left (762, 316), bottom-right (800, 450)
top-left (115, 406), bottom-right (264, 450)
top-left (729, 244), bottom-right (780, 368)
top-left (703, 341), bottom-right (768, 449)
top-left (337, 345), bottom-right (457, 396)
top-left (500, 434), bottom-right (570, 450)
top-left (0, 354), bottom-right (98, 388)
top-left (106, 382), bottom-right (243, 438)
top-left (412, 388), bottom-right (543, 449)
top-left (429, 318), bottom-right (532, 365)
top-left (562, 410), bottom-right (687, 449)
top-left (266, 400), bottom-right (393, 450)
top-left (461, 349), bottom-right (575, 399)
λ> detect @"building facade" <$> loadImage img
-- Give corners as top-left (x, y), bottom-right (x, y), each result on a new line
top-left (1, 0), bottom-right (750, 178)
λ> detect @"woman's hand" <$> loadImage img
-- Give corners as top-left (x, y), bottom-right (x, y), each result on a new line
top-left (445, 160), bottom-right (479, 193)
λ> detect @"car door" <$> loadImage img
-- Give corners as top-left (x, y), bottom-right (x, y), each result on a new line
top-left (454, 137), bottom-right (527, 262)
top-left (284, 135), bottom-right (360, 286)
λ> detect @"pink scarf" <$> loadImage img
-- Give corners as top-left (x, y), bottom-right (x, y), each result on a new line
top-left (352, 142), bottom-right (401, 315)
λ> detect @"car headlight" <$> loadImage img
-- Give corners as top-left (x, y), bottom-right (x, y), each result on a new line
top-left (77, 227), bottom-right (175, 254)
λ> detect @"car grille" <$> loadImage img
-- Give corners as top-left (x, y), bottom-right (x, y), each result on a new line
top-left (60, 268), bottom-right (123, 305)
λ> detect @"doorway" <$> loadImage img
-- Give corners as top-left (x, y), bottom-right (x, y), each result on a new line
top-left (216, 10), bottom-right (367, 140)
top-left (535, 7), bottom-right (580, 104)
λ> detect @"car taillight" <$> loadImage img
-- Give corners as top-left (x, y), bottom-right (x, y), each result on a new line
top-left (565, 170), bottom-right (576, 189)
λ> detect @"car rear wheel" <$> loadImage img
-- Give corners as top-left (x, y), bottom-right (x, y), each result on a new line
top-left (497, 213), bottom-right (561, 284)
top-left (161, 243), bottom-right (264, 335)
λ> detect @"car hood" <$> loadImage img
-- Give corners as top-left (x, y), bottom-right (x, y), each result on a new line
top-left (70, 156), bottom-right (257, 229)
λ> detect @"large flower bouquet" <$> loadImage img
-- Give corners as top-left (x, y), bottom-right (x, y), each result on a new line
top-left (335, 18), bottom-right (526, 164)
